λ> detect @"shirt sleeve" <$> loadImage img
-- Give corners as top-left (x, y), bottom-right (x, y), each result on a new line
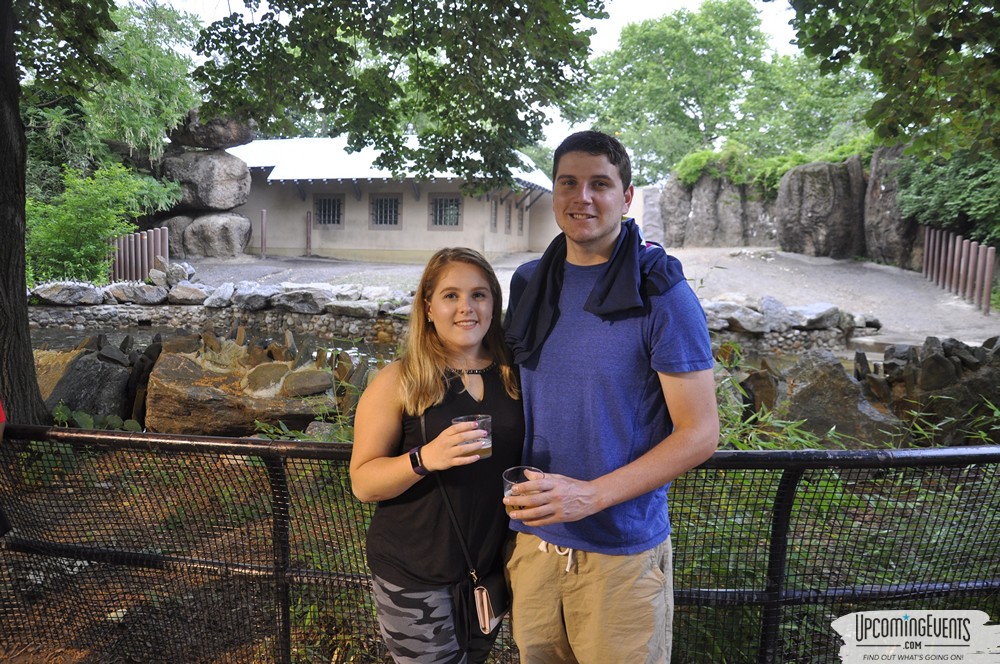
top-left (648, 280), bottom-right (715, 374)
top-left (0, 400), bottom-right (6, 424)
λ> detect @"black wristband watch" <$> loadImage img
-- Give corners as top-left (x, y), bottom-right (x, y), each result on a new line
top-left (409, 446), bottom-right (429, 476)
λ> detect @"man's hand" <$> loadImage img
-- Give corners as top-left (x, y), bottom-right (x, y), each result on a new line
top-left (504, 470), bottom-right (604, 526)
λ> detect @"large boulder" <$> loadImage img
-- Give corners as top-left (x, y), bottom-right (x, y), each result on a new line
top-left (864, 144), bottom-right (921, 270)
top-left (168, 110), bottom-right (256, 150)
top-left (35, 349), bottom-right (131, 419)
top-left (146, 354), bottom-right (312, 436)
top-left (776, 156), bottom-right (867, 259)
top-left (658, 173), bottom-right (775, 248)
top-left (159, 215), bottom-right (195, 259)
top-left (106, 283), bottom-right (169, 305)
top-left (144, 353), bottom-right (330, 437)
top-left (32, 282), bottom-right (105, 306)
top-left (781, 349), bottom-right (905, 445)
top-left (161, 149), bottom-right (251, 211)
top-left (182, 213), bottom-right (252, 257)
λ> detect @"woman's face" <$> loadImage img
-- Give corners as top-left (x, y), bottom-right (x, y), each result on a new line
top-left (425, 261), bottom-right (494, 357)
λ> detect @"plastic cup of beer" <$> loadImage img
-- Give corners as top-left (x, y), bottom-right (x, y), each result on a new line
top-left (451, 414), bottom-right (492, 459)
top-left (502, 465), bottom-right (542, 516)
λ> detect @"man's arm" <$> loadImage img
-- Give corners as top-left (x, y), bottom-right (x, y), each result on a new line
top-left (506, 368), bottom-right (719, 526)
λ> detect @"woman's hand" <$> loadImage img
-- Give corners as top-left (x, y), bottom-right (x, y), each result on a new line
top-left (418, 420), bottom-right (487, 471)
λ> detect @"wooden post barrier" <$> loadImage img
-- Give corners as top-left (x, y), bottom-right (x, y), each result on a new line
top-left (306, 210), bottom-right (312, 257)
top-left (984, 246), bottom-right (996, 316)
top-left (261, 209), bottom-right (268, 259)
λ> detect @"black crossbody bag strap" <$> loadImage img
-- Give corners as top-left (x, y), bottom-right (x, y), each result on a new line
top-left (420, 414), bottom-right (480, 582)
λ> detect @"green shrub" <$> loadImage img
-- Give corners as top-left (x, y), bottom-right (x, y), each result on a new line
top-left (675, 149), bottom-right (724, 187)
top-left (673, 132), bottom-right (878, 200)
top-left (896, 151), bottom-right (1000, 245)
top-left (26, 163), bottom-right (180, 286)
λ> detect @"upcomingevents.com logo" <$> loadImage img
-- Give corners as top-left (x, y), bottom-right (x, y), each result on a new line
top-left (832, 610), bottom-right (1000, 663)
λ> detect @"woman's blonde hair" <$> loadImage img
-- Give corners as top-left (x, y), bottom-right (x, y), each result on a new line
top-left (399, 247), bottom-right (519, 415)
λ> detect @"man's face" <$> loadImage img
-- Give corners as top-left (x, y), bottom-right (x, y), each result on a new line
top-left (552, 151), bottom-right (634, 264)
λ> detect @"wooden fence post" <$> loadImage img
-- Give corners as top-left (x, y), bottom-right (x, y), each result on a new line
top-left (261, 209), bottom-right (268, 259)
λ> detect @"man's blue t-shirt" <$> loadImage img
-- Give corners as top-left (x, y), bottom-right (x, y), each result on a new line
top-left (511, 259), bottom-right (713, 555)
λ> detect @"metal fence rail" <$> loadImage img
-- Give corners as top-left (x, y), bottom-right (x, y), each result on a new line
top-left (1, 425), bottom-right (998, 663)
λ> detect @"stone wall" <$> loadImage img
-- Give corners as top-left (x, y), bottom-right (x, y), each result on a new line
top-left (28, 297), bottom-right (859, 357)
top-left (29, 303), bottom-right (408, 349)
top-left (27, 257), bottom-right (868, 355)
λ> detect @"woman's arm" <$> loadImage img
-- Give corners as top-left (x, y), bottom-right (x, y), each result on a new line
top-left (349, 363), bottom-right (485, 503)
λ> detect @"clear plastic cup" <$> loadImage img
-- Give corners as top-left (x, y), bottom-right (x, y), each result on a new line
top-left (502, 465), bottom-right (542, 515)
top-left (451, 414), bottom-right (492, 459)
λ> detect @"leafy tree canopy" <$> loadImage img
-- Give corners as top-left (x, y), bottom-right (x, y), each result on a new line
top-left (563, 0), bottom-right (769, 183)
top-left (732, 54), bottom-right (877, 156)
top-left (781, 0), bottom-right (1000, 156)
top-left (22, 3), bottom-right (201, 204)
top-left (194, 0), bottom-right (607, 188)
top-left (79, 3), bottom-right (201, 162)
top-left (13, 0), bottom-right (119, 97)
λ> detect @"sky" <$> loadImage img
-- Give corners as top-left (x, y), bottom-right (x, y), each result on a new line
top-left (170, 0), bottom-right (800, 145)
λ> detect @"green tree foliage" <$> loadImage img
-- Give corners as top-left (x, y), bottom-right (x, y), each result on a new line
top-left (26, 164), bottom-right (178, 285)
top-left (194, 0), bottom-right (607, 188)
top-left (78, 3), bottom-right (201, 162)
top-left (782, 0), bottom-right (1000, 156)
top-left (565, 0), bottom-right (768, 183)
top-left (518, 143), bottom-right (555, 180)
top-left (896, 152), bottom-right (1000, 245)
top-left (733, 54), bottom-right (878, 156)
top-left (22, 2), bottom-right (201, 205)
top-left (674, 131), bottom-right (877, 198)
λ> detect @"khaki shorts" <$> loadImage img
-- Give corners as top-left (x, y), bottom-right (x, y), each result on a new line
top-left (506, 532), bottom-right (673, 664)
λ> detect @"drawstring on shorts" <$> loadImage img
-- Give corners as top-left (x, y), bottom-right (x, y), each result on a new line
top-left (537, 539), bottom-right (576, 573)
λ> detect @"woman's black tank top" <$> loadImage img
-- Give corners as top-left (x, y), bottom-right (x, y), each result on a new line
top-left (365, 368), bottom-right (524, 589)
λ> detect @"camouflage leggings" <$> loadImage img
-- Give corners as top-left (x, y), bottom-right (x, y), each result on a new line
top-left (371, 574), bottom-right (498, 664)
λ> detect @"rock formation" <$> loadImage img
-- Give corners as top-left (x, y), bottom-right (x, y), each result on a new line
top-left (648, 145), bottom-right (939, 279)
top-left (775, 155), bottom-right (868, 259)
top-left (167, 110), bottom-right (256, 151)
top-left (652, 173), bottom-right (776, 248)
top-left (160, 150), bottom-right (251, 212)
top-left (735, 336), bottom-right (1000, 446)
top-left (863, 144), bottom-right (922, 270)
top-left (34, 327), bottom-right (375, 437)
top-left (141, 111), bottom-right (256, 258)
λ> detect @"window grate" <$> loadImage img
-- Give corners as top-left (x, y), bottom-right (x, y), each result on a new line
top-left (431, 196), bottom-right (462, 228)
top-left (314, 195), bottom-right (343, 226)
top-left (370, 195), bottom-right (400, 227)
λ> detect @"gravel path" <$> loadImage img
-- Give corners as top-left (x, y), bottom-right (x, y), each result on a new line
top-left (186, 247), bottom-right (999, 352)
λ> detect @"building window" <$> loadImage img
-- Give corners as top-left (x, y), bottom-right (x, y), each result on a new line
top-left (517, 205), bottom-right (524, 236)
top-left (314, 195), bottom-right (344, 226)
top-left (504, 202), bottom-right (512, 234)
top-left (370, 194), bottom-right (401, 229)
top-left (490, 199), bottom-right (499, 233)
top-left (430, 195), bottom-right (462, 229)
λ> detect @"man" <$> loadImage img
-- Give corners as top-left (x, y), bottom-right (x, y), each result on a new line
top-left (503, 130), bottom-right (719, 663)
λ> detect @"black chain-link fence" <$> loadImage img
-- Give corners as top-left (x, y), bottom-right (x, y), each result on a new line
top-left (1, 425), bottom-right (998, 663)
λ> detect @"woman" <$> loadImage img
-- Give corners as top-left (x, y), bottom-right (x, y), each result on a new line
top-left (351, 247), bottom-right (524, 663)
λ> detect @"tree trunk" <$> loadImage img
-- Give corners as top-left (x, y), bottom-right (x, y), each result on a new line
top-left (1, 0), bottom-right (51, 425)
